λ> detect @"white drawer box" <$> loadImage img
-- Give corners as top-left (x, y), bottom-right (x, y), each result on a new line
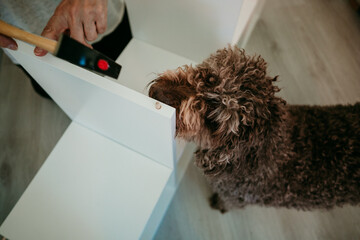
top-left (0, 39), bottom-right (195, 240)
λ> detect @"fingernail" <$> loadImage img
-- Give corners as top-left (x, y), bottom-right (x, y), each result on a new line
top-left (44, 26), bottom-right (53, 33)
top-left (9, 44), bottom-right (17, 50)
top-left (34, 48), bottom-right (42, 55)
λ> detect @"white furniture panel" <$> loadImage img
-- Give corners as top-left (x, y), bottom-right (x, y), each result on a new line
top-left (126, 0), bottom-right (244, 62)
top-left (117, 38), bottom-right (195, 95)
top-left (0, 122), bottom-right (172, 240)
top-left (116, 39), bottom-right (195, 163)
top-left (140, 142), bottom-right (196, 239)
top-left (4, 42), bottom-right (176, 168)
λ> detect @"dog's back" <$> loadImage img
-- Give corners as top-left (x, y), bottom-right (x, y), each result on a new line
top-left (207, 103), bottom-right (360, 211)
top-left (279, 102), bottom-right (360, 209)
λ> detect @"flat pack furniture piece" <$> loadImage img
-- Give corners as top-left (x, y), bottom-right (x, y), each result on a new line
top-left (0, 0), bottom-right (263, 239)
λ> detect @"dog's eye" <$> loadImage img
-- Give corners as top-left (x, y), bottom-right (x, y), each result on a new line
top-left (208, 77), bottom-right (216, 83)
top-left (205, 75), bottom-right (218, 87)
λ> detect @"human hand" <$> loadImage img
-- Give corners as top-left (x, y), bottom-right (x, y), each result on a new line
top-left (0, 33), bottom-right (18, 50)
top-left (34, 0), bottom-right (107, 56)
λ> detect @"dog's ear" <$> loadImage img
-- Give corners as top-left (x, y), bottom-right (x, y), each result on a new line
top-left (200, 47), bottom-right (284, 142)
top-left (203, 75), bottom-right (282, 140)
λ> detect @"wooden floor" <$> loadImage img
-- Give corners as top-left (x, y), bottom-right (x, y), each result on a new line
top-left (155, 0), bottom-right (360, 239)
top-left (1, 0), bottom-right (360, 239)
top-left (0, 53), bottom-right (71, 224)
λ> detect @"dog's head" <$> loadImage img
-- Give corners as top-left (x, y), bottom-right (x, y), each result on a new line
top-left (149, 46), bottom-right (285, 149)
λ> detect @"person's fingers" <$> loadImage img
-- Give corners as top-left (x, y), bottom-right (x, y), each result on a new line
top-left (82, 4), bottom-right (99, 42)
top-left (83, 20), bottom-right (98, 42)
top-left (34, 0), bottom-right (106, 56)
top-left (69, 18), bottom-right (93, 49)
top-left (0, 34), bottom-right (18, 50)
top-left (34, 16), bottom-right (66, 56)
top-left (95, 6), bottom-right (107, 34)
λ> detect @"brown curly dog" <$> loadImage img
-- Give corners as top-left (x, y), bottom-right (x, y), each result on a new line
top-left (148, 46), bottom-right (360, 212)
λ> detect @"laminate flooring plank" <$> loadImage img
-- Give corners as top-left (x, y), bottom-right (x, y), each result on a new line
top-left (0, 52), bottom-right (71, 225)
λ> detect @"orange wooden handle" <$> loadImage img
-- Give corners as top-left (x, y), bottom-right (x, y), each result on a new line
top-left (0, 20), bottom-right (57, 54)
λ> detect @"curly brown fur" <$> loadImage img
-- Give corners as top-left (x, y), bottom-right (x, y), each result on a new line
top-left (148, 46), bottom-right (360, 211)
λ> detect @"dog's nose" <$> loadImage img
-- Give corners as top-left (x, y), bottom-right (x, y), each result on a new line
top-left (149, 84), bottom-right (160, 100)
top-left (149, 85), bottom-right (169, 105)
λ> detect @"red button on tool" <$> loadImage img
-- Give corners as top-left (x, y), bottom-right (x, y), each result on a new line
top-left (97, 59), bottom-right (109, 71)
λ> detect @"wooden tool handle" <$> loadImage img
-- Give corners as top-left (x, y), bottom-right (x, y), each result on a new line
top-left (0, 20), bottom-right (57, 54)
